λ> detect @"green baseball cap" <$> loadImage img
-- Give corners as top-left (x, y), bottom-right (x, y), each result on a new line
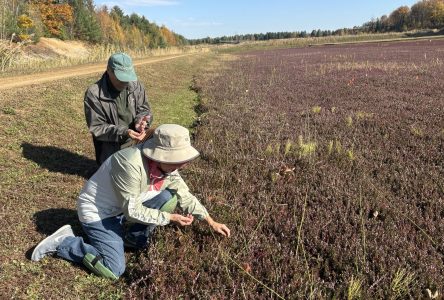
top-left (107, 52), bottom-right (137, 82)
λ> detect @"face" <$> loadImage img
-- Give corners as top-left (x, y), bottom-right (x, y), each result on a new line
top-left (107, 68), bottom-right (129, 91)
top-left (159, 162), bottom-right (188, 174)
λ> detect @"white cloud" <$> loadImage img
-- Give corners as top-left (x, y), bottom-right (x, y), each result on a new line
top-left (123, 0), bottom-right (179, 6)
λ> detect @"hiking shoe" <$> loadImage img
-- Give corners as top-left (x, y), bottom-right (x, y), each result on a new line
top-left (31, 224), bottom-right (74, 261)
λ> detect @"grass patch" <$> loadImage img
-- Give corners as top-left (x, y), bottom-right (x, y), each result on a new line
top-left (217, 32), bottom-right (444, 53)
top-left (1, 106), bottom-right (16, 115)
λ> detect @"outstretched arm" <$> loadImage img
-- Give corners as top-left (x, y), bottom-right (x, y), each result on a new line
top-left (205, 215), bottom-right (231, 237)
top-left (167, 174), bottom-right (230, 237)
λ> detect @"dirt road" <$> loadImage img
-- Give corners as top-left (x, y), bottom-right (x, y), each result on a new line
top-left (0, 53), bottom-right (193, 91)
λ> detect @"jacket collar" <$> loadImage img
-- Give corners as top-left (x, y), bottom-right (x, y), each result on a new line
top-left (98, 72), bottom-right (137, 102)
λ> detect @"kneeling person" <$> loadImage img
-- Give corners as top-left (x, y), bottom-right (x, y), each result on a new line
top-left (31, 124), bottom-right (230, 279)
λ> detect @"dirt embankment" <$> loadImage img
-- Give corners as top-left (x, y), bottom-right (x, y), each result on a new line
top-left (24, 37), bottom-right (91, 59)
top-left (0, 53), bottom-right (193, 91)
top-left (0, 37), bottom-right (198, 91)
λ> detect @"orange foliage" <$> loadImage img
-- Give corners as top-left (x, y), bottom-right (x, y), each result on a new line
top-left (389, 5), bottom-right (410, 29)
top-left (160, 26), bottom-right (177, 46)
top-left (96, 8), bottom-right (114, 43)
top-left (96, 7), bottom-right (125, 46)
top-left (34, 0), bottom-right (73, 37)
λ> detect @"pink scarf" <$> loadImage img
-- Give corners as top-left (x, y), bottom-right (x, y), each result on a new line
top-left (147, 159), bottom-right (165, 191)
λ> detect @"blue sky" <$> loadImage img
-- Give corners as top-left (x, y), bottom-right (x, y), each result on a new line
top-left (93, 0), bottom-right (419, 39)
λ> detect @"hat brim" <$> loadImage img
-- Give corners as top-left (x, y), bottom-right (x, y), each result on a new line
top-left (114, 68), bottom-right (137, 82)
top-left (142, 138), bottom-right (200, 164)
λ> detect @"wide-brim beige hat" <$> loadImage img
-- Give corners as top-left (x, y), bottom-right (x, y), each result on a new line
top-left (142, 124), bottom-right (200, 164)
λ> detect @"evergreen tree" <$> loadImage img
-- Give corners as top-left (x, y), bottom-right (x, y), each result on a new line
top-left (69, 0), bottom-right (101, 42)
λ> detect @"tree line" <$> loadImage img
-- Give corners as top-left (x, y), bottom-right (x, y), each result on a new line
top-left (0, 0), bottom-right (442, 48)
top-left (189, 0), bottom-right (444, 44)
top-left (0, 0), bottom-right (187, 48)
top-left (362, 0), bottom-right (443, 33)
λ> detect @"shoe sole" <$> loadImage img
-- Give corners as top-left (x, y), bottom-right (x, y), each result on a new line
top-left (31, 224), bottom-right (72, 261)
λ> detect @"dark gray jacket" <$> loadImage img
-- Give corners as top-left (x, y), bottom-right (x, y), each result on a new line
top-left (84, 72), bottom-right (152, 165)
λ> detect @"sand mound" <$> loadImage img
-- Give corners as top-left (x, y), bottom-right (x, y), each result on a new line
top-left (24, 37), bottom-right (90, 59)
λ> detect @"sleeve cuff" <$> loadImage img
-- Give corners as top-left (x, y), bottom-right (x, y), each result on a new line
top-left (162, 212), bottom-right (171, 225)
top-left (195, 211), bottom-right (209, 221)
top-left (117, 126), bottom-right (129, 141)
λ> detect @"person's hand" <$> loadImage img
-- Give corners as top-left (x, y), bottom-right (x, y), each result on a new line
top-left (170, 214), bottom-right (194, 226)
top-left (135, 115), bottom-right (151, 133)
top-left (210, 221), bottom-right (231, 237)
top-left (128, 129), bottom-right (147, 142)
top-left (206, 216), bottom-right (231, 237)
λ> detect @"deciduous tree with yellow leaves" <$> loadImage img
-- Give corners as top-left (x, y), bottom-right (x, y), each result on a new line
top-left (32, 0), bottom-right (73, 39)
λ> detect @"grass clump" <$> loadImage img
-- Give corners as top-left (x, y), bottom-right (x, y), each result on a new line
top-left (347, 276), bottom-right (363, 300)
top-left (410, 126), bottom-right (423, 137)
top-left (346, 116), bottom-right (353, 127)
top-left (355, 111), bottom-right (373, 120)
top-left (347, 149), bottom-right (355, 161)
top-left (390, 269), bottom-right (416, 300)
top-left (2, 107), bottom-right (16, 115)
top-left (265, 144), bottom-right (274, 156)
top-left (297, 135), bottom-right (316, 158)
top-left (284, 139), bottom-right (293, 156)
top-left (311, 106), bottom-right (322, 114)
top-left (264, 142), bottom-right (280, 156)
top-left (327, 139), bottom-right (344, 156)
top-left (327, 140), bottom-right (334, 155)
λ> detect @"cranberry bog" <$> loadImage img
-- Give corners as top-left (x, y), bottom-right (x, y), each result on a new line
top-left (129, 40), bottom-right (444, 299)
top-left (2, 39), bottom-right (442, 299)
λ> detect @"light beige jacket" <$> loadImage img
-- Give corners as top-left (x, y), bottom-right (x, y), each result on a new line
top-left (77, 144), bottom-right (209, 225)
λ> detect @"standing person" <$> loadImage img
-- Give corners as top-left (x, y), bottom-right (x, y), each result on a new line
top-left (31, 124), bottom-right (231, 280)
top-left (85, 52), bottom-right (152, 166)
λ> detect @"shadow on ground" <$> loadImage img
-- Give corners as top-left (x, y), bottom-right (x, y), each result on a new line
top-left (28, 208), bottom-right (86, 261)
top-left (33, 208), bottom-right (80, 235)
top-left (21, 142), bottom-right (97, 179)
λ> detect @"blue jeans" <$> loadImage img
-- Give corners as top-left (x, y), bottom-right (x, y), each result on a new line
top-left (56, 189), bottom-right (173, 277)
